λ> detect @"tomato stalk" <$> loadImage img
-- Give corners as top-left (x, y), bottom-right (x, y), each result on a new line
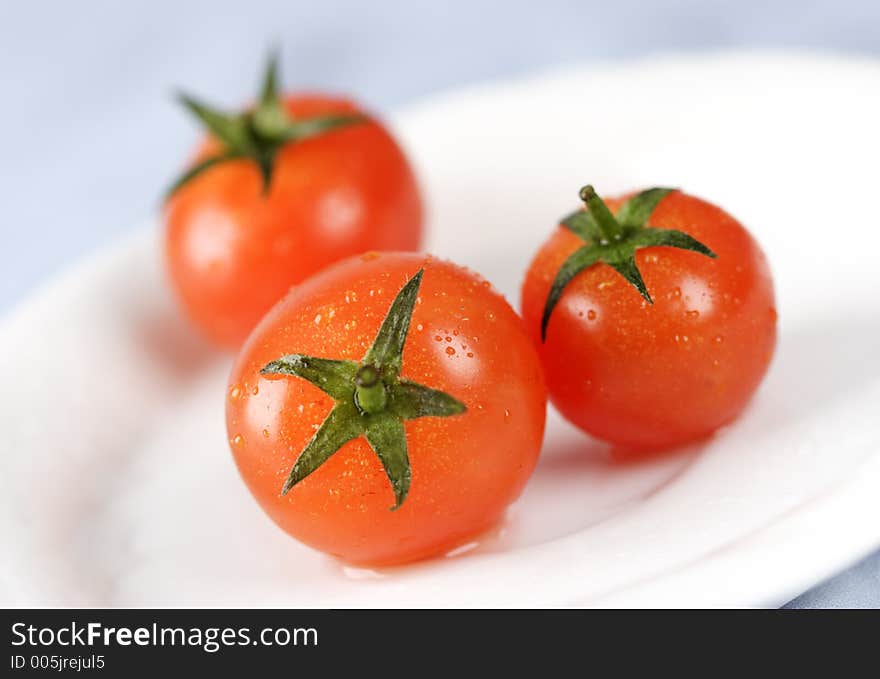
top-left (541, 185), bottom-right (718, 340)
top-left (354, 365), bottom-right (388, 414)
top-left (579, 185), bottom-right (624, 242)
top-left (166, 50), bottom-right (365, 198)
top-left (261, 269), bottom-right (466, 509)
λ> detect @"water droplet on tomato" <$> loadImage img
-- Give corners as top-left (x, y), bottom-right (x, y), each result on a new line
top-left (587, 310), bottom-right (597, 321)
top-left (262, 428), bottom-right (270, 438)
top-left (231, 434), bottom-right (243, 446)
top-left (445, 346), bottom-right (456, 356)
top-left (229, 384), bottom-right (242, 400)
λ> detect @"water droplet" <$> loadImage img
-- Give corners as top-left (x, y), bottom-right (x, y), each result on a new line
top-left (487, 311), bottom-right (496, 321)
top-left (587, 310), bottom-right (597, 321)
top-left (229, 384), bottom-right (242, 400)
top-left (445, 336), bottom-right (452, 342)
top-left (453, 329), bottom-right (459, 336)
top-left (598, 281), bottom-right (614, 290)
top-left (314, 314), bottom-right (322, 325)
top-left (297, 404), bottom-right (304, 413)
top-left (251, 385), bottom-right (259, 395)
top-left (231, 434), bottom-right (243, 446)
top-left (416, 323), bottom-right (424, 331)
top-left (466, 352), bottom-right (474, 358)
top-left (434, 335), bottom-right (442, 342)
top-left (445, 346), bottom-right (456, 356)
top-left (686, 310), bottom-right (700, 319)
top-left (504, 408), bottom-right (511, 421)
top-left (262, 428), bottom-right (270, 438)
top-left (714, 335), bottom-right (724, 343)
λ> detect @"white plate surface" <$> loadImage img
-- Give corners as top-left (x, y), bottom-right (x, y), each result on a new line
top-left (2, 52), bottom-right (880, 607)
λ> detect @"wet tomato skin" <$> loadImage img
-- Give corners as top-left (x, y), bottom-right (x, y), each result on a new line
top-left (165, 95), bottom-right (422, 349)
top-left (227, 252), bottom-right (547, 566)
top-left (521, 190), bottom-right (777, 450)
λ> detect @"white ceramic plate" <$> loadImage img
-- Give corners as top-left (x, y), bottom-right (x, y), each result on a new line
top-left (2, 52), bottom-right (880, 608)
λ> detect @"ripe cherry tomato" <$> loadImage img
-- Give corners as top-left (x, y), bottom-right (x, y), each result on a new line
top-left (521, 186), bottom-right (776, 450)
top-left (227, 252), bottom-right (546, 565)
top-left (164, 57), bottom-right (422, 348)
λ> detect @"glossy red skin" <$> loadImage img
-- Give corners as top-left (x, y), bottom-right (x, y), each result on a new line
top-left (521, 190), bottom-right (777, 450)
top-left (164, 95), bottom-right (423, 349)
top-left (227, 253), bottom-right (547, 566)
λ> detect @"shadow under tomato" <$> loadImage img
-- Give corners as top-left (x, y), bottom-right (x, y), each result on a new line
top-left (128, 295), bottom-right (224, 384)
top-left (607, 434), bottom-right (714, 465)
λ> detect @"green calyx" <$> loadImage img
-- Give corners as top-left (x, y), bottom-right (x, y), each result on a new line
top-left (541, 185), bottom-right (717, 340)
top-left (166, 51), bottom-right (365, 198)
top-left (261, 269), bottom-right (466, 510)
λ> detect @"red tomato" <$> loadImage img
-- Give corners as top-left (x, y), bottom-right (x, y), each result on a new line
top-left (521, 187), bottom-right (776, 450)
top-left (164, 92), bottom-right (422, 349)
top-left (227, 252), bottom-right (546, 565)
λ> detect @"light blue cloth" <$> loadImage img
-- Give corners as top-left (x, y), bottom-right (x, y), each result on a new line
top-left (1, 0), bottom-right (878, 607)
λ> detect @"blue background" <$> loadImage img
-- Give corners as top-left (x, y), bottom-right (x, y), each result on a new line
top-left (2, 0), bottom-right (878, 607)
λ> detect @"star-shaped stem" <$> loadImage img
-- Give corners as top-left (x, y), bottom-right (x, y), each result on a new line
top-left (261, 270), bottom-right (466, 510)
top-left (165, 50), bottom-right (365, 198)
top-left (541, 185), bottom-right (717, 340)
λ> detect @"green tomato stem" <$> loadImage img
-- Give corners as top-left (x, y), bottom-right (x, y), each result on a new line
top-left (580, 184), bottom-right (624, 242)
top-left (355, 365), bottom-right (388, 414)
